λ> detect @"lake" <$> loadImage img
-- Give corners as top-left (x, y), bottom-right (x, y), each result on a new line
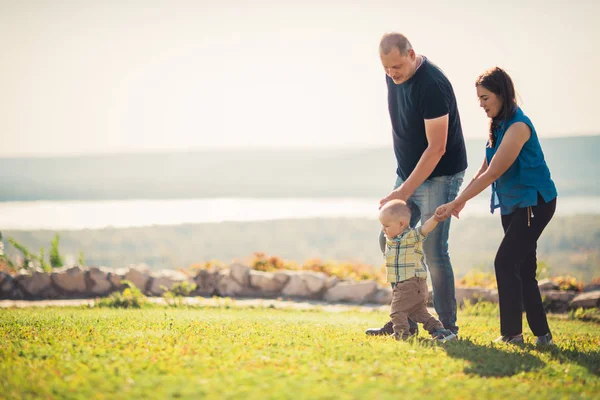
top-left (1, 196), bottom-right (598, 230)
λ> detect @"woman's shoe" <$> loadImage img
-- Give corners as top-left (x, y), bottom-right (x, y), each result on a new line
top-left (494, 333), bottom-right (524, 344)
top-left (535, 332), bottom-right (554, 346)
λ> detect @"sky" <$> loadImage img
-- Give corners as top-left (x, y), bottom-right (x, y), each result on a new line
top-left (1, 0), bottom-right (599, 156)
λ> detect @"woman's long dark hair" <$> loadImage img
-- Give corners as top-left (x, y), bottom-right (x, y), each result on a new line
top-left (475, 67), bottom-right (518, 147)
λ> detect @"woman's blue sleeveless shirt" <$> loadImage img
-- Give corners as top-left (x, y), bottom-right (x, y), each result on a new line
top-left (485, 107), bottom-right (557, 215)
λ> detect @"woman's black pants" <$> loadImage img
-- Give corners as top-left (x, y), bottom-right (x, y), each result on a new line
top-left (495, 194), bottom-right (556, 336)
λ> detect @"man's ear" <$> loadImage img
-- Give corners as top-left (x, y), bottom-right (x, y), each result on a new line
top-left (407, 48), bottom-right (416, 60)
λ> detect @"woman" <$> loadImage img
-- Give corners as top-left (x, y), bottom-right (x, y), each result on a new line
top-left (435, 67), bottom-right (557, 345)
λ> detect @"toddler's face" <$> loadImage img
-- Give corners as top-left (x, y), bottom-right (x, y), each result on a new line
top-left (380, 214), bottom-right (405, 239)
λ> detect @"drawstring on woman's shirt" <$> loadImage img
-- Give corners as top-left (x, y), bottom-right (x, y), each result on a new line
top-left (527, 206), bottom-right (534, 227)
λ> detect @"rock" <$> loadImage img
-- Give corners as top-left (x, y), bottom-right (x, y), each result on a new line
top-left (538, 278), bottom-right (559, 291)
top-left (8, 285), bottom-right (25, 300)
top-left (325, 276), bottom-right (339, 290)
top-left (41, 285), bottom-right (62, 299)
top-left (455, 287), bottom-right (496, 305)
top-left (542, 290), bottom-right (577, 313)
top-left (15, 269), bottom-right (52, 297)
top-left (108, 268), bottom-right (128, 289)
top-left (455, 287), bottom-right (480, 305)
top-left (124, 267), bottom-right (150, 292)
top-left (217, 273), bottom-right (246, 297)
top-left (230, 263), bottom-right (250, 287)
top-left (582, 282), bottom-right (600, 293)
top-left (301, 272), bottom-right (327, 293)
top-left (281, 272), bottom-right (327, 299)
top-left (51, 266), bottom-right (87, 294)
top-left (570, 291), bottom-right (600, 309)
top-left (323, 280), bottom-right (378, 303)
top-left (87, 267), bottom-right (113, 296)
top-left (249, 270), bottom-right (289, 294)
top-left (371, 286), bottom-right (393, 305)
top-left (0, 272), bottom-right (15, 299)
top-left (483, 289), bottom-right (499, 303)
top-left (148, 269), bottom-right (189, 296)
top-left (193, 269), bottom-right (220, 296)
top-left (281, 273), bottom-right (312, 298)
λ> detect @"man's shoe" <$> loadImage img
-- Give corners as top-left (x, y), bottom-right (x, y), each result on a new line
top-left (431, 329), bottom-right (457, 343)
top-left (535, 332), bottom-right (554, 346)
top-left (494, 334), bottom-right (524, 344)
top-left (365, 321), bottom-right (418, 336)
top-left (365, 321), bottom-right (394, 336)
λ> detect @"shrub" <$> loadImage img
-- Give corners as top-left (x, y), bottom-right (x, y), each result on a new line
top-left (568, 307), bottom-right (600, 323)
top-left (97, 280), bottom-right (147, 308)
top-left (167, 281), bottom-right (197, 297)
top-left (161, 281), bottom-right (198, 307)
top-left (78, 251), bottom-right (86, 267)
top-left (461, 299), bottom-right (500, 317)
top-left (536, 261), bottom-right (551, 280)
top-left (247, 253), bottom-right (387, 284)
top-left (458, 269), bottom-right (497, 289)
top-left (187, 260), bottom-right (227, 274)
top-left (0, 232), bottom-right (15, 272)
top-left (251, 252), bottom-right (298, 272)
top-left (302, 258), bottom-right (387, 285)
top-left (38, 248), bottom-right (50, 272)
top-left (49, 234), bottom-right (63, 268)
top-left (552, 275), bottom-right (584, 292)
top-left (7, 238), bottom-right (35, 270)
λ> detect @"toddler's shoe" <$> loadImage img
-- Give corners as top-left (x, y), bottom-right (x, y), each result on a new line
top-left (392, 332), bottom-right (414, 341)
top-left (366, 321), bottom-right (418, 336)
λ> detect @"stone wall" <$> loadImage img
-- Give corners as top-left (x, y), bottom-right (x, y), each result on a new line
top-left (0, 265), bottom-right (598, 312)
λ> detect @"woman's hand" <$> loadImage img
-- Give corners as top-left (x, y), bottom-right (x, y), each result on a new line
top-left (435, 201), bottom-right (456, 221)
top-left (451, 201), bottom-right (466, 219)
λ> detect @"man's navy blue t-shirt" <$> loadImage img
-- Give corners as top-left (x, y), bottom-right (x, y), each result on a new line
top-left (387, 57), bottom-right (467, 180)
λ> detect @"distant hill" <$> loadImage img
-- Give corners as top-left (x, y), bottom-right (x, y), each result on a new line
top-left (0, 136), bottom-right (598, 201)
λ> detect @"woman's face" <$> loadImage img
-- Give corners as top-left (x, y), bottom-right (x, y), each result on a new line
top-left (477, 85), bottom-right (502, 119)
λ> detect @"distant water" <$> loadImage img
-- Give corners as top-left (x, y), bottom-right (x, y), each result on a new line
top-left (0, 196), bottom-right (598, 230)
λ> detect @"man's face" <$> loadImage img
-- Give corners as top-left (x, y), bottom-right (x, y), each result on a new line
top-left (380, 48), bottom-right (416, 85)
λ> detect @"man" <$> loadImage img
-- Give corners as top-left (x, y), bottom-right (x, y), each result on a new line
top-left (366, 33), bottom-right (467, 336)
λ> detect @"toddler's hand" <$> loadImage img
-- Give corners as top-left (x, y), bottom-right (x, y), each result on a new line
top-left (435, 203), bottom-right (453, 221)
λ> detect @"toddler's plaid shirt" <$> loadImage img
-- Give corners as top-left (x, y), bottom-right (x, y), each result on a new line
top-left (384, 227), bottom-right (428, 283)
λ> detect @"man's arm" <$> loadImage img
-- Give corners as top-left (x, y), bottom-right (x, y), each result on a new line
top-left (380, 114), bottom-right (448, 208)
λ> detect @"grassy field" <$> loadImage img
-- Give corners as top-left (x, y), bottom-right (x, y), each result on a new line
top-left (1, 304), bottom-right (599, 399)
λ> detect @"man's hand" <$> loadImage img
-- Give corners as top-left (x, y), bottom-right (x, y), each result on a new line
top-left (379, 185), bottom-right (411, 209)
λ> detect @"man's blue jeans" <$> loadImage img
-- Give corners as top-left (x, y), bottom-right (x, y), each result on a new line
top-left (380, 170), bottom-right (465, 332)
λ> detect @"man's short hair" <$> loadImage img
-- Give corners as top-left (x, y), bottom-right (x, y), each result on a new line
top-left (379, 33), bottom-right (413, 55)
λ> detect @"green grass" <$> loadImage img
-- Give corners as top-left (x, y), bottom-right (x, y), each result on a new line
top-left (1, 305), bottom-right (599, 400)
